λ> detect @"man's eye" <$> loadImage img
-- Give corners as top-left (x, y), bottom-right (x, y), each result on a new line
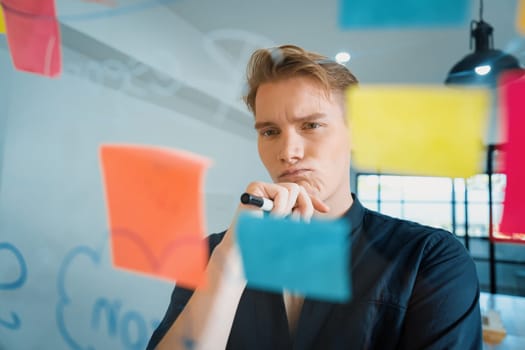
top-left (261, 129), bottom-right (278, 137)
top-left (304, 122), bottom-right (321, 129)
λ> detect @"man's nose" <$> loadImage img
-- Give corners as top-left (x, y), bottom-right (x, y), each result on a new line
top-left (278, 130), bottom-right (304, 163)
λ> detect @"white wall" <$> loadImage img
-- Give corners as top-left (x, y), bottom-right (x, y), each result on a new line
top-left (0, 36), bottom-right (268, 349)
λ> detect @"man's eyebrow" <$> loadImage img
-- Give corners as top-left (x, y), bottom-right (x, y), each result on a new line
top-left (292, 113), bottom-right (328, 122)
top-left (254, 121), bottom-right (276, 130)
top-left (254, 113), bottom-right (327, 130)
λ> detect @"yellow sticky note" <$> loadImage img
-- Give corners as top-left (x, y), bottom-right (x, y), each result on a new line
top-left (346, 86), bottom-right (490, 178)
top-left (518, 0), bottom-right (525, 35)
top-left (0, 6), bottom-right (6, 34)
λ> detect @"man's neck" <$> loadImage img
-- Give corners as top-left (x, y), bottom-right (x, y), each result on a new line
top-left (319, 187), bottom-right (353, 219)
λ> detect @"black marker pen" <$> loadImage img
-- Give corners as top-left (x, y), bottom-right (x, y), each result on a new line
top-left (240, 192), bottom-right (274, 211)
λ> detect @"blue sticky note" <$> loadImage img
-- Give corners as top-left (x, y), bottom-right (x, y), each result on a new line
top-left (339, 0), bottom-right (469, 29)
top-left (236, 213), bottom-right (351, 302)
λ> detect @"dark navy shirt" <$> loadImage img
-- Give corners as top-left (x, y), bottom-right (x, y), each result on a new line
top-left (148, 195), bottom-right (482, 349)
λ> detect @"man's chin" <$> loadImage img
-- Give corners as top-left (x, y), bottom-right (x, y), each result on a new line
top-left (296, 180), bottom-right (322, 199)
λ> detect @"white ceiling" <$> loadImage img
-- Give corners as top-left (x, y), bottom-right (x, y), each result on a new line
top-left (167, 0), bottom-right (524, 84)
top-left (46, 0), bottom-right (523, 141)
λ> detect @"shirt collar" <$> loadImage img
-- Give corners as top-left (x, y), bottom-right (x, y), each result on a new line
top-left (343, 193), bottom-right (366, 232)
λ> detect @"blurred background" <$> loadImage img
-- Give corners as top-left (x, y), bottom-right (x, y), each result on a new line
top-left (0, 0), bottom-right (524, 349)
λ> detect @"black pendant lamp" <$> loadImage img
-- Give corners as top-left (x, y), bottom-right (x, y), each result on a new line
top-left (445, 0), bottom-right (523, 86)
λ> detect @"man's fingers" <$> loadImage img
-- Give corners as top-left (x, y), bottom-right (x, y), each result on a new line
top-left (311, 196), bottom-right (330, 213)
top-left (290, 209), bottom-right (301, 222)
top-left (282, 183), bottom-right (301, 214)
top-left (271, 183), bottom-right (301, 217)
top-left (268, 186), bottom-right (289, 217)
top-left (293, 186), bottom-right (314, 221)
top-left (243, 182), bottom-right (297, 217)
top-left (294, 180), bottom-right (330, 214)
top-left (242, 181), bottom-right (329, 218)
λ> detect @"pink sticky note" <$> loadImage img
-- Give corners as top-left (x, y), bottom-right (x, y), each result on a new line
top-left (100, 144), bottom-right (211, 288)
top-left (1, 0), bottom-right (61, 77)
top-left (495, 72), bottom-right (525, 243)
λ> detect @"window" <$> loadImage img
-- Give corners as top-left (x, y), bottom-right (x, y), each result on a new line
top-left (356, 174), bottom-right (507, 238)
top-left (357, 174), bottom-right (454, 233)
top-left (356, 173), bottom-right (525, 296)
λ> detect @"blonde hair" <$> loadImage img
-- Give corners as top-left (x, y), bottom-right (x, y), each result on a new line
top-left (243, 45), bottom-right (359, 113)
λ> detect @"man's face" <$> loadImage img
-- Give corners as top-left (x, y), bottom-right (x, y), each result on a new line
top-left (254, 76), bottom-right (351, 202)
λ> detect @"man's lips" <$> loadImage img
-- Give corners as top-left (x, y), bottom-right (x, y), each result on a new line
top-left (278, 169), bottom-right (311, 180)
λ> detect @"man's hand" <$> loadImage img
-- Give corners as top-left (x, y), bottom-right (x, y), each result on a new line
top-left (242, 182), bottom-right (330, 221)
top-left (217, 181), bottom-right (330, 284)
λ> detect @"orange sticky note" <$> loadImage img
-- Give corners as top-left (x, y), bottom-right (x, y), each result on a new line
top-left (0, 6), bottom-right (6, 34)
top-left (100, 144), bottom-right (211, 288)
top-left (2, 0), bottom-right (61, 77)
top-left (518, 0), bottom-right (525, 35)
top-left (495, 72), bottom-right (525, 242)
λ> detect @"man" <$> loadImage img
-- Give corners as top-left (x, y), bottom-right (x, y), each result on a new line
top-left (147, 45), bottom-right (482, 349)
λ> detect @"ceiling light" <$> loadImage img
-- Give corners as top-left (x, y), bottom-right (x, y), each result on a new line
top-left (335, 52), bottom-right (351, 64)
top-left (445, 0), bottom-right (524, 86)
top-left (474, 65), bottom-right (491, 75)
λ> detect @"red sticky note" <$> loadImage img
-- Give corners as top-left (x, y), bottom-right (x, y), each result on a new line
top-left (100, 144), bottom-right (211, 288)
top-left (1, 0), bottom-right (61, 77)
top-left (495, 72), bottom-right (525, 243)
